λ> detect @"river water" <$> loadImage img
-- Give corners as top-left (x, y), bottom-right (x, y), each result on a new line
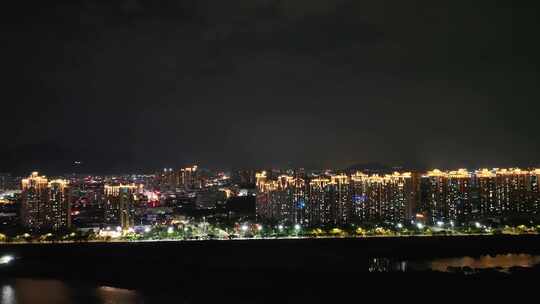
top-left (370, 253), bottom-right (540, 272)
top-left (1, 254), bottom-right (539, 304)
top-left (0, 281), bottom-right (145, 304)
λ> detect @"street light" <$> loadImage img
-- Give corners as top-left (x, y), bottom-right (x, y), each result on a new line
top-left (167, 226), bottom-right (174, 234)
top-left (436, 221), bottom-right (444, 227)
top-left (396, 223), bottom-right (403, 229)
top-left (294, 224), bottom-right (301, 231)
top-left (475, 222), bottom-right (481, 229)
top-left (241, 225), bottom-right (248, 232)
top-left (416, 223), bottom-right (424, 229)
top-left (144, 227), bottom-right (151, 233)
top-left (278, 225), bottom-right (284, 231)
top-left (0, 255), bottom-right (14, 265)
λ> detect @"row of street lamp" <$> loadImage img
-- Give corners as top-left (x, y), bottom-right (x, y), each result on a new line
top-left (111, 220), bottom-right (488, 238)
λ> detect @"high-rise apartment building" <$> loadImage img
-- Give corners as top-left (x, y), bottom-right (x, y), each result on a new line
top-left (256, 171), bottom-right (416, 226)
top-left (104, 183), bottom-right (140, 229)
top-left (21, 172), bottom-right (70, 231)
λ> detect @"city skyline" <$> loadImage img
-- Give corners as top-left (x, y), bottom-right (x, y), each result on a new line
top-left (3, 166), bottom-right (539, 236)
top-left (2, 1), bottom-right (540, 301)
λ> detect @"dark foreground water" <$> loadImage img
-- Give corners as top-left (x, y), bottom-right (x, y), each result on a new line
top-left (0, 280), bottom-right (143, 304)
top-left (1, 237), bottom-right (540, 303)
top-left (1, 253), bottom-right (540, 304)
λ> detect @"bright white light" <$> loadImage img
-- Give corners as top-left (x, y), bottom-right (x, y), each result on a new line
top-left (475, 222), bottom-right (481, 228)
top-left (450, 221), bottom-right (455, 227)
top-left (416, 223), bottom-right (424, 229)
top-left (294, 224), bottom-right (301, 231)
top-left (257, 225), bottom-right (263, 231)
top-left (116, 226), bottom-right (121, 232)
top-left (396, 223), bottom-right (403, 229)
top-left (437, 221), bottom-right (444, 227)
top-left (0, 255), bottom-right (14, 265)
top-left (278, 225), bottom-right (284, 231)
top-left (241, 225), bottom-right (248, 232)
top-left (167, 227), bottom-right (174, 234)
top-left (144, 227), bottom-right (151, 233)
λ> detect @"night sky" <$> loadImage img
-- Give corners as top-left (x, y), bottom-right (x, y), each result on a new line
top-left (2, 0), bottom-right (539, 174)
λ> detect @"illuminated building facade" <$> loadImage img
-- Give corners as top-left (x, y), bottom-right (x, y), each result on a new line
top-left (256, 174), bottom-right (306, 225)
top-left (159, 168), bottom-right (176, 190)
top-left (48, 179), bottom-right (71, 230)
top-left (532, 169), bottom-right (540, 215)
top-left (422, 168), bottom-right (540, 223)
top-left (257, 168), bottom-right (540, 227)
top-left (495, 168), bottom-right (531, 214)
top-left (233, 169), bottom-right (257, 186)
top-left (157, 165), bottom-right (200, 191)
top-left (104, 184), bottom-right (141, 229)
top-left (21, 172), bottom-right (70, 231)
top-left (256, 171), bottom-right (414, 226)
top-left (307, 178), bottom-right (330, 225)
top-left (447, 169), bottom-right (472, 222)
top-left (0, 173), bottom-right (11, 190)
top-left (474, 169), bottom-right (498, 216)
top-left (179, 165), bottom-right (199, 190)
top-left (325, 174), bottom-right (351, 226)
top-left (422, 169), bottom-right (472, 223)
top-left (350, 172), bottom-right (414, 224)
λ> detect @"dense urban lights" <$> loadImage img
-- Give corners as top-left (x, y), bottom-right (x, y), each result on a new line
top-left (2, 167), bottom-right (539, 244)
top-left (256, 167), bottom-right (540, 228)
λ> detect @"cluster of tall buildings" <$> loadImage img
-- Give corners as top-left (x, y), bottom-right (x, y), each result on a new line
top-left (256, 168), bottom-right (540, 226)
top-left (15, 167), bottom-right (249, 233)
top-left (15, 167), bottom-right (540, 232)
top-left (420, 168), bottom-right (540, 222)
top-left (0, 173), bottom-right (16, 191)
top-left (21, 172), bottom-right (71, 231)
top-left (158, 165), bottom-right (201, 191)
top-left (103, 183), bottom-right (142, 229)
top-left (256, 171), bottom-right (417, 226)
top-left (20, 172), bottom-right (144, 232)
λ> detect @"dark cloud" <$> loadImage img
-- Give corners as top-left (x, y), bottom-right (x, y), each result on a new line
top-left (1, 0), bottom-right (539, 174)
